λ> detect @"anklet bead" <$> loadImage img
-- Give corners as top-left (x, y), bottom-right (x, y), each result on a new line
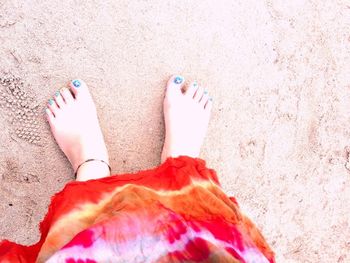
top-left (174, 76), bottom-right (183, 84)
top-left (72, 79), bottom-right (81, 88)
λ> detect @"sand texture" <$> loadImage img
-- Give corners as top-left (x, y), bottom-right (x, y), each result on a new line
top-left (0, 0), bottom-right (350, 262)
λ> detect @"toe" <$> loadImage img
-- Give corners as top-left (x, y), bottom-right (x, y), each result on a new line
top-left (45, 107), bottom-right (55, 125)
top-left (193, 86), bottom-right (204, 102)
top-left (205, 97), bottom-right (213, 112)
top-left (60, 87), bottom-right (74, 104)
top-left (47, 98), bottom-right (59, 116)
top-left (199, 91), bottom-right (210, 108)
top-left (53, 90), bottom-right (65, 108)
top-left (185, 82), bottom-right (198, 98)
top-left (69, 79), bottom-right (90, 99)
top-left (165, 75), bottom-right (185, 98)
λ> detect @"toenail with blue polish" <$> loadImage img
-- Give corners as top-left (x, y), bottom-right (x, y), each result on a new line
top-left (193, 82), bottom-right (198, 87)
top-left (48, 99), bottom-right (54, 105)
top-left (174, 76), bottom-right (183, 84)
top-left (54, 91), bottom-right (60, 97)
top-left (72, 79), bottom-right (81, 88)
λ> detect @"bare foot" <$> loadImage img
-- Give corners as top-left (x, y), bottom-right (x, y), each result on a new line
top-left (45, 79), bottom-right (110, 181)
top-left (161, 75), bottom-right (213, 163)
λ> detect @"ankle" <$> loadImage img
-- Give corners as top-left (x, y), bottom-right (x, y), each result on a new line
top-left (76, 160), bottom-right (111, 181)
top-left (161, 144), bottom-right (200, 163)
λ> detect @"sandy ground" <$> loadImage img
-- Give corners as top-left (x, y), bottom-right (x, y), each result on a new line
top-left (0, 0), bottom-right (349, 262)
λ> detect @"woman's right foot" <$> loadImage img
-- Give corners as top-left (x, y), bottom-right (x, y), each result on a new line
top-left (45, 79), bottom-right (110, 181)
top-left (161, 75), bottom-right (213, 163)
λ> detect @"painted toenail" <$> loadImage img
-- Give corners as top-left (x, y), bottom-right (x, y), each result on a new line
top-left (193, 81), bottom-right (198, 87)
top-left (55, 91), bottom-right (60, 97)
top-left (72, 79), bottom-right (81, 88)
top-left (48, 99), bottom-right (54, 105)
top-left (204, 90), bottom-right (208, 94)
top-left (174, 76), bottom-right (183, 84)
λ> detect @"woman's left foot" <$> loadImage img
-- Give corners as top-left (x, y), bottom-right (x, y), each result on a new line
top-left (161, 75), bottom-right (213, 163)
top-left (45, 79), bottom-right (110, 181)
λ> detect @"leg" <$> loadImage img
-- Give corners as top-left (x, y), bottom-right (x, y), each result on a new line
top-left (45, 79), bottom-right (110, 181)
top-left (161, 75), bottom-right (213, 162)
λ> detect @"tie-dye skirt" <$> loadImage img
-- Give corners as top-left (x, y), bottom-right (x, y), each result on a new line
top-left (0, 156), bottom-right (275, 262)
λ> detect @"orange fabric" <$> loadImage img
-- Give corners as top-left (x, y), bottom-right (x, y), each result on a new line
top-left (0, 156), bottom-right (275, 262)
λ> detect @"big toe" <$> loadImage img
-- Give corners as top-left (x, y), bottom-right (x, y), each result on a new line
top-left (165, 75), bottom-right (185, 99)
top-left (69, 79), bottom-right (91, 100)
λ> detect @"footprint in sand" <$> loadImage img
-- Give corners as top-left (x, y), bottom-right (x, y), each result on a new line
top-left (0, 74), bottom-right (42, 145)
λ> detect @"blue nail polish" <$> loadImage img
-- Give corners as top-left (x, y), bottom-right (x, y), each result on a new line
top-left (193, 81), bottom-right (198, 87)
top-left (54, 91), bottom-right (60, 97)
top-left (48, 99), bottom-right (54, 105)
top-left (72, 79), bottom-right (81, 88)
top-left (174, 76), bottom-right (183, 84)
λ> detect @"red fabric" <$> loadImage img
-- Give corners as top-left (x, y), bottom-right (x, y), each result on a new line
top-left (0, 156), bottom-right (275, 262)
